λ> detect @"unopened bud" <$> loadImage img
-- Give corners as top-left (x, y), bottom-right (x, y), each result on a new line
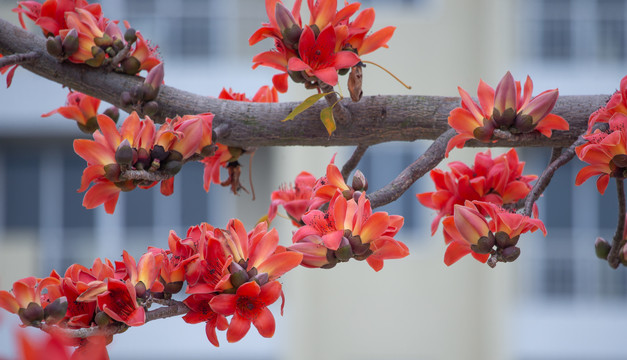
top-left (121, 56), bottom-right (141, 75)
top-left (501, 246), bottom-right (521, 262)
top-left (252, 272), bottom-right (269, 286)
top-left (43, 297), bottom-right (68, 325)
top-left (77, 116), bottom-right (99, 134)
top-left (143, 101), bottom-right (159, 117)
top-left (471, 235), bottom-right (495, 254)
top-left (352, 191), bottom-right (362, 203)
top-left (115, 139), bottom-right (134, 167)
top-left (135, 281), bottom-right (148, 299)
top-left (342, 189), bottom-right (353, 199)
top-left (595, 237), bottom-right (611, 260)
top-left (121, 91), bottom-right (133, 106)
top-left (130, 85), bottom-right (145, 102)
top-left (143, 63), bottom-right (164, 101)
top-left (513, 114), bottom-right (534, 133)
top-left (494, 231), bottom-right (511, 249)
top-left (61, 29), bottom-right (79, 56)
top-left (151, 145), bottom-right (169, 162)
top-left (46, 35), bottom-right (63, 57)
top-left (18, 302), bottom-right (44, 326)
top-left (124, 28), bottom-right (137, 43)
top-left (85, 46), bottom-right (106, 67)
top-left (164, 281), bottom-right (183, 294)
top-left (229, 271), bottom-right (249, 289)
top-left (351, 170), bottom-right (368, 191)
top-left (473, 124), bottom-right (494, 142)
top-left (335, 237), bottom-right (354, 262)
top-left (288, 70), bottom-right (306, 83)
top-left (112, 38), bottom-right (125, 52)
top-left (94, 34), bottom-right (113, 48)
top-left (103, 107), bottom-right (120, 123)
top-left (95, 311), bottom-right (112, 327)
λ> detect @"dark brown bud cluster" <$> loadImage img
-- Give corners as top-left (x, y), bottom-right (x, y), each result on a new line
top-left (46, 29), bottom-right (79, 60)
top-left (225, 259), bottom-right (269, 294)
top-left (321, 229), bottom-right (374, 269)
top-left (121, 63), bottom-right (164, 120)
top-left (473, 231), bottom-right (521, 268)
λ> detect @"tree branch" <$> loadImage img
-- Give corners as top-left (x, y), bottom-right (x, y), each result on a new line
top-left (341, 144), bottom-right (369, 181)
top-left (522, 136), bottom-right (587, 216)
top-left (0, 18), bottom-right (607, 148)
top-left (0, 50), bottom-right (38, 68)
top-left (608, 178), bottom-right (626, 269)
top-left (369, 129), bottom-right (455, 208)
top-left (38, 300), bottom-right (190, 339)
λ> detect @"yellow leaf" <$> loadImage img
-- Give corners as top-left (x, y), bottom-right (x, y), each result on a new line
top-left (320, 107), bottom-right (336, 136)
top-left (282, 92), bottom-right (331, 122)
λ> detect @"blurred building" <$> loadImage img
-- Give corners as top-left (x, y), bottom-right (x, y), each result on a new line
top-left (1, 0), bottom-right (627, 359)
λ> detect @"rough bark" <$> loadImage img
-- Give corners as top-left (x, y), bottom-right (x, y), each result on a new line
top-left (0, 18), bottom-right (608, 149)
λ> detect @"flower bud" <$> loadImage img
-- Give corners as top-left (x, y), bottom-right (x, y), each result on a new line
top-left (43, 297), bottom-right (68, 325)
top-left (94, 34), bottom-right (113, 48)
top-left (143, 63), bottom-right (164, 101)
top-left (229, 271), bottom-right (249, 289)
top-left (494, 231), bottom-right (510, 249)
top-left (112, 38), bottom-right (125, 52)
top-left (85, 46), bottom-right (106, 67)
top-left (61, 29), bottom-right (79, 56)
top-left (77, 116), bottom-right (99, 134)
top-left (121, 91), bottom-right (133, 106)
top-left (335, 237), bottom-right (354, 262)
top-left (164, 281), bottom-right (183, 294)
top-left (46, 35), bottom-right (63, 57)
top-left (143, 101), bottom-right (159, 117)
top-left (115, 139), bottom-right (134, 167)
top-left (121, 56), bottom-right (141, 75)
top-left (135, 281), bottom-right (148, 299)
top-left (612, 154), bottom-right (627, 169)
top-left (515, 89), bottom-right (559, 131)
top-left (352, 191), bottom-right (362, 203)
top-left (471, 234), bottom-right (495, 254)
top-left (95, 311), bottom-right (112, 327)
top-left (124, 28), bottom-right (137, 43)
top-left (103, 163), bottom-right (121, 182)
top-left (493, 71), bottom-right (517, 128)
top-left (288, 70), bottom-right (306, 83)
top-left (275, 3), bottom-right (301, 49)
top-left (595, 237), bottom-right (611, 260)
top-left (353, 248), bottom-right (373, 261)
top-left (501, 246), bottom-right (521, 262)
top-left (351, 170), bottom-right (368, 191)
top-left (18, 302), bottom-right (44, 326)
top-left (103, 106), bottom-right (120, 123)
top-left (252, 272), bottom-right (269, 286)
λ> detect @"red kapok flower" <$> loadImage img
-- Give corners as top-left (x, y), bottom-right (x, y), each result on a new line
top-left (42, 91), bottom-right (101, 133)
top-left (182, 294), bottom-right (229, 347)
top-left (267, 171), bottom-right (317, 225)
top-left (96, 279), bottom-right (145, 327)
top-left (209, 280), bottom-right (282, 343)
top-left (447, 72), bottom-right (568, 156)
top-left (287, 25), bottom-right (360, 86)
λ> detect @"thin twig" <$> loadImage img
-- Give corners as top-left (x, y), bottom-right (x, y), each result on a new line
top-left (608, 178), bottom-right (626, 269)
top-left (522, 136), bottom-right (587, 216)
top-left (0, 51), bottom-right (38, 68)
top-left (368, 129), bottom-right (456, 208)
top-left (341, 144), bottom-right (369, 181)
top-left (110, 43), bottom-right (131, 70)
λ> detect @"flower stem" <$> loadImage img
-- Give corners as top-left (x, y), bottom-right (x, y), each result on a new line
top-left (608, 178), bottom-right (626, 268)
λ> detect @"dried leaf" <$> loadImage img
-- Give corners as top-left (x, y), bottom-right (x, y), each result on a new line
top-left (348, 65), bottom-right (363, 102)
top-left (282, 92), bottom-right (330, 122)
top-left (320, 106), bottom-right (336, 136)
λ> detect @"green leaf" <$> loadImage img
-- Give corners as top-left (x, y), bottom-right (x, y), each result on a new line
top-left (320, 106), bottom-right (336, 136)
top-left (282, 93), bottom-right (331, 122)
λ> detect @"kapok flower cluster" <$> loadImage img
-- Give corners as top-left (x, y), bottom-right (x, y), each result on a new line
top-left (576, 75), bottom-right (627, 194)
top-left (74, 110), bottom-right (214, 214)
top-left (250, 0), bottom-right (395, 91)
top-left (418, 148), bottom-right (546, 266)
top-left (447, 71), bottom-right (569, 156)
top-left (0, 219), bottom-right (303, 348)
top-left (268, 158), bottom-right (409, 271)
top-left (417, 149), bottom-right (537, 234)
top-left (14, 0), bottom-right (160, 72)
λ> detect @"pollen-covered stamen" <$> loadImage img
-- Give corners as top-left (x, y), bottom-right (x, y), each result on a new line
top-left (235, 296), bottom-right (264, 320)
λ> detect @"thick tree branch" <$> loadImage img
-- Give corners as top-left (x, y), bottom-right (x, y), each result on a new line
top-left (0, 18), bottom-right (607, 148)
top-left (369, 129), bottom-right (455, 208)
